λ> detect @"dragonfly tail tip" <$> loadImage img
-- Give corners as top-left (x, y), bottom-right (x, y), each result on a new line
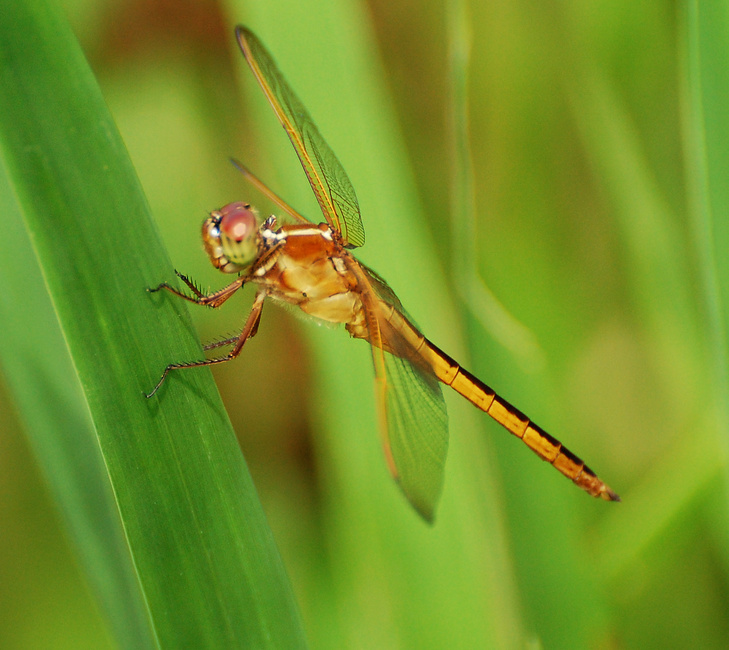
top-left (601, 487), bottom-right (621, 502)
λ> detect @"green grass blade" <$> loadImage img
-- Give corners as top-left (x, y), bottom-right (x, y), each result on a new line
top-left (0, 2), bottom-right (306, 647)
top-left (0, 141), bottom-right (153, 647)
top-left (684, 0), bottom-right (729, 565)
top-left (685, 1), bottom-right (729, 425)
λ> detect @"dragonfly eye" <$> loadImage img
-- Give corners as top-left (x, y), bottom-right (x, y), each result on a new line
top-left (202, 202), bottom-right (261, 273)
top-left (220, 202), bottom-right (256, 242)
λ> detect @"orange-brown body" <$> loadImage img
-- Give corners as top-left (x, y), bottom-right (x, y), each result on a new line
top-left (252, 223), bottom-right (369, 337)
top-left (251, 223), bottom-right (618, 502)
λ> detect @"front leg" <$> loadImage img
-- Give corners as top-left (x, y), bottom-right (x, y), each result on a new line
top-left (148, 271), bottom-right (246, 309)
top-left (145, 290), bottom-right (266, 398)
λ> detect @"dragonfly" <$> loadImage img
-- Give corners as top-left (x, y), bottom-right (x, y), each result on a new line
top-left (147, 25), bottom-right (619, 521)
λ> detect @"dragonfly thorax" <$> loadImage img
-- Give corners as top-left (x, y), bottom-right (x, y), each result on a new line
top-left (202, 202), bottom-right (264, 273)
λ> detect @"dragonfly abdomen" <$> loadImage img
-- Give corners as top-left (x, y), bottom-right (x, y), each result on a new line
top-left (417, 333), bottom-right (620, 502)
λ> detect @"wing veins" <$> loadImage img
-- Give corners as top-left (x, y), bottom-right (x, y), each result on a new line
top-left (235, 26), bottom-right (365, 248)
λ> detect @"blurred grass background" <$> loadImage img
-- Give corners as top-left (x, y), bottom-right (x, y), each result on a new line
top-left (1, 0), bottom-right (727, 647)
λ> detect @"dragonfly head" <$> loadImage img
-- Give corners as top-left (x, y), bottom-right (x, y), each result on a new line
top-left (202, 202), bottom-right (261, 273)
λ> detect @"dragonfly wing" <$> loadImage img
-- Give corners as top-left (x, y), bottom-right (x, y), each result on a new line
top-left (350, 259), bottom-right (448, 521)
top-left (235, 26), bottom-right (365, 248)
top-left (380, 348), bottom-right (448, 522)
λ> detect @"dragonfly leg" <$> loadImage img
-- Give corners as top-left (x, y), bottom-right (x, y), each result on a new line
top-left (145, 290), bottom-right (266, 398)
top-left (203, 311), bottom-right (262, 351)
top-left (203, 336), bottom-right (239, 352)
top-left (148, 272), bottom-right (245, 309)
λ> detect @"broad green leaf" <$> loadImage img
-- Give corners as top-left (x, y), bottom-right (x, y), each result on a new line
top-left (0, 2), bottom-right (306, 647)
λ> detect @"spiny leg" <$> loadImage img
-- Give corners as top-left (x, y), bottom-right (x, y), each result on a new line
top-left (148, 271), bottom-right (245, 309)
top-left (202, 310), bottom-right (262, 352)
top-left (146, 290), bottom-right (266, 398)
top-left (203, 336), bottom-right (240, 352)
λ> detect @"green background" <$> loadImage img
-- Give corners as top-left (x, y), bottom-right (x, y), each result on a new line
top-left (2, 0), bottom-right (727, 647)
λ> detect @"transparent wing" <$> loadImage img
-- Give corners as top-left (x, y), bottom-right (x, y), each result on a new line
top-left (236, 26), bottom-right (365, 248)
top-left (351, 260), bottom-right (448, 522)
top-left (380, 348), bottom-right (448, 522)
